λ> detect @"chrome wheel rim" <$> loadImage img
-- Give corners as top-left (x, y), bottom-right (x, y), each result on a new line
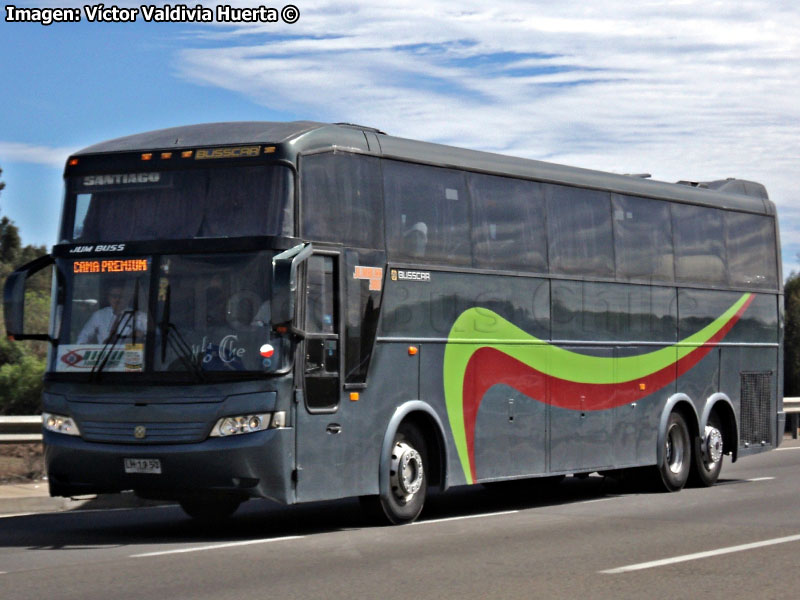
top-left (390, 441), bottom-right (424, 504)
top-left (666, 423), bottom-right (686, 475)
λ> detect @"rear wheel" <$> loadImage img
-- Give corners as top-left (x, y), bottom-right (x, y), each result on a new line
top-left (179, 493), bottom-right (243, 522)
top-left (656, 411), bottom-right (691, 492)
top-left (688, 412), bottom-right (724, 487)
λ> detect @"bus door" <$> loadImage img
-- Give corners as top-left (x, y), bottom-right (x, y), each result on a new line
top-left (295, 252), bottom-right (350, 502)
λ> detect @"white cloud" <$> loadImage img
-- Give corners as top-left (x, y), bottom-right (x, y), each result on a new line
top-left (14, 1), bottom-right (800, 273)
top-left (0, 142), bottom-right (77, 167)
top-left (172, 1), bottom-right (800, 274)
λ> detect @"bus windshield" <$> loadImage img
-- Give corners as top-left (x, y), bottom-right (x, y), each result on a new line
top-left (53, 251), bottom-right (288, 378)
top-left (65, 165), bottom-right (293, 242)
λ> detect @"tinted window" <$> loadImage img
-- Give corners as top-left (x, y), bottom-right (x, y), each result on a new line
top-left (612, 194), bottom-right (674, 282)
top-left (70, 166), bottom-right (293, 242)
top-left (552, 280), bottom-right (676, 342)
top-left (726, 212), bottom-right (778, 289)
top-left (469, 173), bottom-right (547, 272)
top-left (546, 184), bottom-right (613, 277)
top-left (384, 161), bottom-right (470, 265)
top-left (301, 152), bottom-right (383, 249)
top-left (672, 204), bottom-right (726, 285)
top-left (344, 249), bottom-right (382, 384)
top-left (678, 289), bottom-right (777, 344)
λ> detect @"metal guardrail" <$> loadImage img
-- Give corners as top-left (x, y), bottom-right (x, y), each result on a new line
top-left (0, 416), bottom-right (42, 444)
top-left (1, 400), bottom-right (799, 444)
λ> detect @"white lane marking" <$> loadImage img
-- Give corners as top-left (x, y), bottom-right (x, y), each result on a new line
top-left (717, 476), bottom-right (775, 486)
top-left (776, 446), bottom-right (800, 451)
top-left (600, 533), bottom-right (800, 574)
top-left (579, 497), bottom-right (616, 504)
top-left (131, 536), bottom-right (303, 558)
top-left (0, 512), bottom-right (37, 519)
top-left (414, 510), bottom-right (518, 525)
top-left (0, 504), bottom-right (174, 520)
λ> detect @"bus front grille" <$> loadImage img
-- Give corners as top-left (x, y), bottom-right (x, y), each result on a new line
top-left (80, 420), bottom-right (208, 444)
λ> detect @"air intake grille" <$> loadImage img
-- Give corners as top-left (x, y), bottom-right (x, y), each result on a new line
top-left (80, 420), bottom-right (208, 444)
top-left (740, 371), bottom-right (772, 445)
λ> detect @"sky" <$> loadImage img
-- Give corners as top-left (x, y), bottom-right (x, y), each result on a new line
top-left (1, 0), bottom-right (799, 275)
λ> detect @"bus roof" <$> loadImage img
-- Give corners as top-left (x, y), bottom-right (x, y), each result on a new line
top-left (73, 121), bottom-right (773, 215)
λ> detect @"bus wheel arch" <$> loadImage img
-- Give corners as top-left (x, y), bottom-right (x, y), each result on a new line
top-left (655, 395), bottom-right (699, 492)
top-left (369, 401), bottom-right (449, 524)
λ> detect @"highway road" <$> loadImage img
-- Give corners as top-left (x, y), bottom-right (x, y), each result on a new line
top-left (2, 439), bottom-right (799, 600)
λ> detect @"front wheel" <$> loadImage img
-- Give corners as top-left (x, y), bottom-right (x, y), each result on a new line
top-left (688, 413), bottom-right (724, 487)
top-left (655, 411), bottom-right (691, 492)
top-left (364, 423), bottom-right (428, 525)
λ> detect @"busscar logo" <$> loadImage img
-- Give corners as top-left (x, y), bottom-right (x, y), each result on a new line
top-left (393, 270), bottom-right (431, 282)
top-left (195, 146), bottom-right (261, 160)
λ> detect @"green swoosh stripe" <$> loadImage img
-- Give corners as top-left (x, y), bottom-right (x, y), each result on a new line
top-left (443, 292), bottom-right (752, 484)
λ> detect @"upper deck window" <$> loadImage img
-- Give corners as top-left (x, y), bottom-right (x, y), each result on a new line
top-left (65, 165), bottom-right (293, 242)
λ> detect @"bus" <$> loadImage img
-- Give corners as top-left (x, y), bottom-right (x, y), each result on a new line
top-left (4, 121), bottom-right (784, 524)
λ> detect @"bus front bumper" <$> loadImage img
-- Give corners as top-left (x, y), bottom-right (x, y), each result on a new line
top-left (44, 427), bottom-right (295, 504)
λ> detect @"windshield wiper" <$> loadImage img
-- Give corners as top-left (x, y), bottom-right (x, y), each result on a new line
top-left (159, 283), bottom-right (205, 382)
top-left (90, 310), bottom-right (134, 380)
top-left (90, 279), bottom-right (141, 380)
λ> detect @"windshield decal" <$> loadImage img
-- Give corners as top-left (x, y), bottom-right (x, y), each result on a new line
top-left (190, 334), bottom-right (247, 370)
top-left (443, 292), bottom-right (755, 484)
top-left (56, 344), bottom-right (143, 372)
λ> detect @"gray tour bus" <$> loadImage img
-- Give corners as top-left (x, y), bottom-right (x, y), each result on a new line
top-left (4, 121), bottom-right (784, 523)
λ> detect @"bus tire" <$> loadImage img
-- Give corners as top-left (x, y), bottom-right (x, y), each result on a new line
top-left (179, 493), bottom-right (242, 522)
top-left (379, 423), bottom-right (428, 524)
top-left (688, 412), bottom-right (724, 487)
top-left (656, 411), bottom-right (691, 492)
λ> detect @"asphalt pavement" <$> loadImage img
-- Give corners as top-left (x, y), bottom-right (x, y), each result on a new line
top-left (1, 437), bottom-right (799, 600)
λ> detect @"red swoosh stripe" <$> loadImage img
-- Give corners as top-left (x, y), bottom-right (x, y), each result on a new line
top-left (461, 294), bottom-right (754, 483)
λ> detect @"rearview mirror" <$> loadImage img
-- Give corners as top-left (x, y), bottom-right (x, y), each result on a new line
top-left (271, 243), bottom-right (313, 325)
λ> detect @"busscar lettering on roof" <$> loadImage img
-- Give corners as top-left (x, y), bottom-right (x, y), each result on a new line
top-left (195, 146), bottom-right (261, 160)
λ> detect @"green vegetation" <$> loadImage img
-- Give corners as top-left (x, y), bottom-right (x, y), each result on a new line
top-left (0, 166), bottom-right (49, 415)
top-left (784, 270), bottom-right (800, 397)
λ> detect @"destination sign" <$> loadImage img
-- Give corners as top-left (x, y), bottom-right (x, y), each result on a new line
top-left (74, 259), bottom-right (149, 274)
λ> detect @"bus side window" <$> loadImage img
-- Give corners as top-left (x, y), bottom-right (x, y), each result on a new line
top-left (301, 152), bottom-right (383, 249)
top-left (304, 255), bottom-right (340, 411)
top-left (383, 160), bottom-right (471, 266)
top-left (305, 255), bottom-right (335, 335)
top-left (725, 212), bottom-right (778, 289)
top-left (546, 184), bottom-right (614, 278)
top-left (672, 204), bottom-right (726, 285)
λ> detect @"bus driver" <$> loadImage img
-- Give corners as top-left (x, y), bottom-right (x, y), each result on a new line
top-left (77, 283), bottom-right (147, 344)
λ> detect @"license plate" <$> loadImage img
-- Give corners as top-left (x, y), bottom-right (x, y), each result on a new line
top-left (124, 458), bottom-right (162, 474)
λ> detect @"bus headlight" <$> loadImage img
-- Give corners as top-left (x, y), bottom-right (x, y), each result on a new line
top-left (210, 411), bottom-right (286, 437)
top-left (42, 412), bottom-right (81, 437)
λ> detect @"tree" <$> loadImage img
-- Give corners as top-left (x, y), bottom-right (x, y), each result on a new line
top-left (0, 166), bottom-right (48, 414)
top-left (784, 271), bottom-right (800, 397)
